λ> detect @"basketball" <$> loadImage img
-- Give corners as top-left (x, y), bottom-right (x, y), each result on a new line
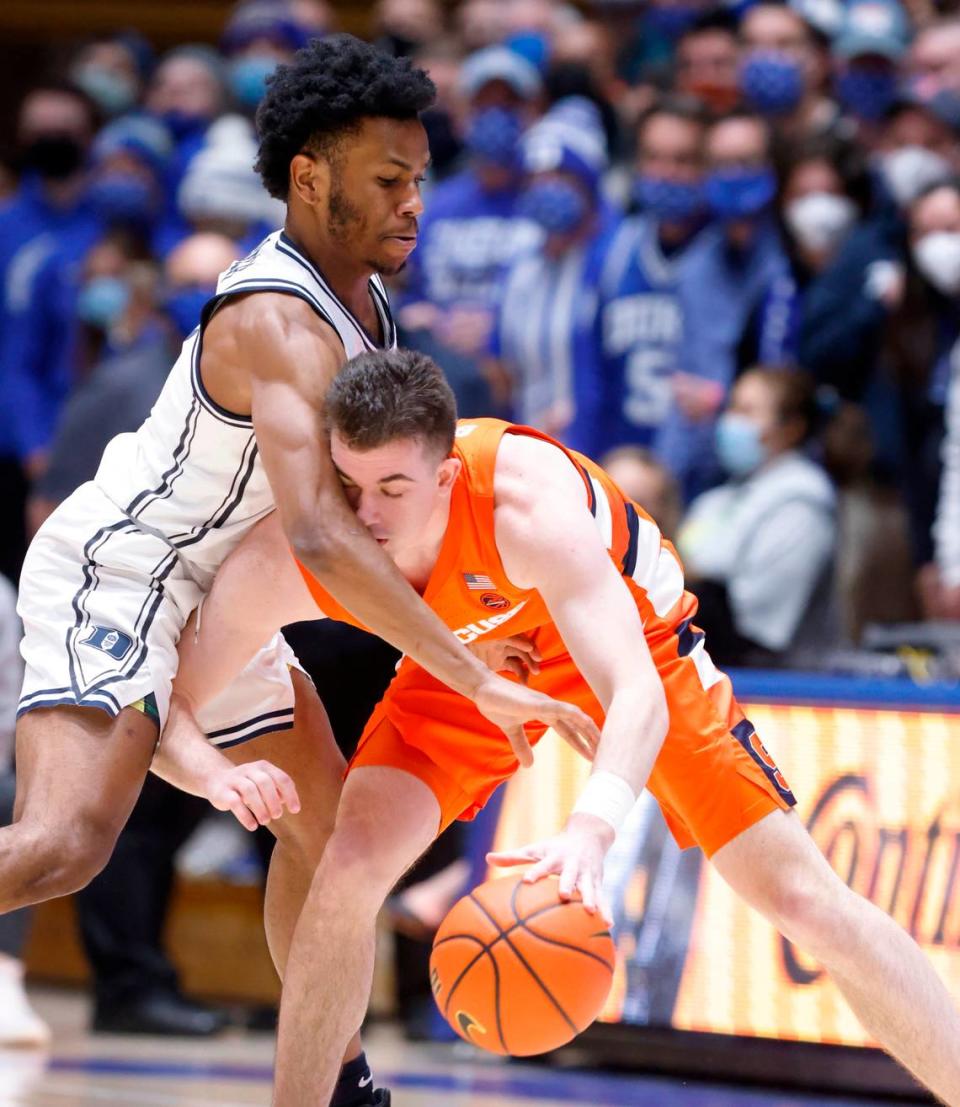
top-left (429, 874), bottom-right (615, 1056)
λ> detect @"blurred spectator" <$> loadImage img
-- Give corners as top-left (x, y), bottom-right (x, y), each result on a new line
top-left (493, 96), bottom-right (621, 441)
top-left (69, 32), bottom-right (154, 119)
top-left (586, 96), bottom-right (708, 459)
top-left (373, 0), bottom-right (445, 57)
top-left (0, 574), bottom-right (49, 1047)
top-left (29, 232), bottom-right (240, 530)
top-left (675, 13), bottom-right (741, 117)
top-left (738, 2), bottom-right (839, 141)
top-left (87, 115), bottom-right (173, 245)
top-left (455, 0), bottom-right (504, 52)
top-left (908, 17), bottom-right (960, 100)
top-left (799, 98), bottom-right (955, 404)
top-left (601, 445), bottom-right (683, 540)
top-left (886, 181), bottom-right (960, 570)
top-left (0, 81), bottom-right (101, 576)
top-left (398, 44), bottom-right (544, 412)
top-left (777, 135), bottom-right (870, 280)
top-left (410, 38), bottom-right (465, 180)
top-left (145, 45), bottom-right (228, 200)
top-left (657, 110), bottom-right (796, 496)
top-left (547, 19), bottom-right (625, 157)
top-left (170, 116), bottom-right (284, 256)
top-left (220, 1), bottom-right (312, 115)
top-left (677, 367), bottom-right (837, 665)
top-left (833, 0), bottom-right (911, 142)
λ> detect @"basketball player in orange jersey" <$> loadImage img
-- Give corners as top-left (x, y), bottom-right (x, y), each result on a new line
top-left (161, 348), bottom-right (960, 1107)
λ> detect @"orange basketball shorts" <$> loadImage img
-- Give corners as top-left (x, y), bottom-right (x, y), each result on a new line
top-left (347, 592), bottom-right (796, 857)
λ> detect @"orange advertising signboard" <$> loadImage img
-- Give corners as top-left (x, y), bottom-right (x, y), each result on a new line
top-left (491, 697), bottom-right (960, 1047)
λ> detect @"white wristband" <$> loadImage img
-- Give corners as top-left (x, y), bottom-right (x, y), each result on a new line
top-left (572, 771), bottom-right (637, 835)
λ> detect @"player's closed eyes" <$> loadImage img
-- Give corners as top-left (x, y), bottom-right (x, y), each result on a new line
top-left (381, 488), bottom-right (404, 499)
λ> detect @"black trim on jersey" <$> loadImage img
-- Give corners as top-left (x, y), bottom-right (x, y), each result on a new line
top-left (189, 320), bottom-right (253, 427)
top-left (278, 233), bottom-right (391, 351)
top-left (214, 719), bottom-right (295, 749)
top-left (126, 393), bottom-right (202, 518)
top-left (369, 278), bottom-right (397, 348)
top-left (576, 463), bottom-right (596, 516)
top-left (622, 504), bottom-right (640, 578)
top-left (675, 617), bottom-right (706, 658)
top-left (172, 436), bottom-right (259, 551)
top-left (208, 707), bottom-right (294, 739)
top-left (17, 692), bottom-right (122, 720)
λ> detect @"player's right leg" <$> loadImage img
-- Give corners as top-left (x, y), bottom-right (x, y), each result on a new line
top-left (272, 753), bottom-right (441, 1107)
top-left (4, 706), bottom-right (157, 911)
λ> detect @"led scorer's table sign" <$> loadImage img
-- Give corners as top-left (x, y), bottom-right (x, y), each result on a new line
top-left (491, 672), bottom-right (960, 1048)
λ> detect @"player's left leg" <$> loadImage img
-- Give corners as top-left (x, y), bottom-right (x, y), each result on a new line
top-left (272, 759), bottom-right (440, 1107)
top-left (712, 808), bottom-right (960, 1105)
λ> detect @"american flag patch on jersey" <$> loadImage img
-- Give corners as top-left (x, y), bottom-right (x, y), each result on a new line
top-left (463, 573), bottom-right (495, 590)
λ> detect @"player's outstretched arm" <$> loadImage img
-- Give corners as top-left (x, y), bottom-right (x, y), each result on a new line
top-left (230, 297), bottom-right (598, 763)
top-left (487, 435), bottom-right (670, 914)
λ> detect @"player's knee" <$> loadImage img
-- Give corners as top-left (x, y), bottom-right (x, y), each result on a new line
top-left (316, 822), bottom-right (403, 904)
top-left (762, 866), bottom-right (842, 948)
top-left (42, 816), bottom-right (121, 896)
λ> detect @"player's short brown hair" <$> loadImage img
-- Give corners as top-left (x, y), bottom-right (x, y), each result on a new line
top-left (326, 348), bottom-right (458, 458)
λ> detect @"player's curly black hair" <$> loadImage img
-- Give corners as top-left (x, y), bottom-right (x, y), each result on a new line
top-left (255, 34), bottom-right (436, 201)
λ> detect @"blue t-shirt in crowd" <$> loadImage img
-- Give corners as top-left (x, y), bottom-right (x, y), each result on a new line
top-left (402, 167), bottom-right (542, 311)
top-left (581, 214), bottom-right (700, 459)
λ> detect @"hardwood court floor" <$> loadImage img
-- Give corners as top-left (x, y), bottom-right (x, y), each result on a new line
top-left (0, 988), bottom-right (928, 1106)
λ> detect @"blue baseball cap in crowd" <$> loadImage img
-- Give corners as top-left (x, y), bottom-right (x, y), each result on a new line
top-left (459, 45), bottom-right (544, 101)
top-left (835, 0), bottom-right (911, 60)
top-left (92, 114), bottom-right (173, 177)
top-left (522, 96), bottom-right (609, 195)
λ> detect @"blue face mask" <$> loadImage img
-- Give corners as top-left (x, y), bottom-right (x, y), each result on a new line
top-left (464, 107), bottom-right (524, 170)
top-left (164, 287), bottom-right (214, 338)
top-left (229, 55), bottom-right (277, 109)
top-left (705, 167), bottom-right (776, 221)
top-left (644, 3), bottom-right (702, 40)
top-left (518, 178), bottom-right (589, 236)
top-left (739, 51), bottom-right (805, 116)
top-left (157, 109), bottom-right (208, 142)
top-left (77, 276), bottom-right (130, 331)
top-left (835, 67), bottom-right (898, 123)
top-left (715, 412), bottom-right (767, 476)
top-left (633, 174), bottom-right (705, 224)
top-left (89, 172), bottom-right (156, 228)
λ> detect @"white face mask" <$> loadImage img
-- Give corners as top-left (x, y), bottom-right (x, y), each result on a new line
top-left (784, 192), bottom-right (858, 254)
top-left (913, 231), bottom-right (960, 295)
top-left (882, 146), bottom-right (953, 208)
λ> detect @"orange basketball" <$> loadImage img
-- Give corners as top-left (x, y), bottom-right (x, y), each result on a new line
top-left (429, 874), bottom-right (615, 1056)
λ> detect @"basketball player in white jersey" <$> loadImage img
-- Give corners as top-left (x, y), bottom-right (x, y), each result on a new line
top-left (12, 36), bottom-right (597, 1107)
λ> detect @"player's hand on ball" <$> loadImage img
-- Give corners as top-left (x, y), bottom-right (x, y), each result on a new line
top-left (470, 635), bottom-right (541, 681)
top-left (487, 812), bottom-right (614, 923)
top-left (205, 760), bottom-right (301, 832)
top-left (474, 676), bottom-right (600, 767)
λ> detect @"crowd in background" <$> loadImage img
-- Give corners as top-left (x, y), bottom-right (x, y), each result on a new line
top-left (3, 0), bottom-right (960, 1051)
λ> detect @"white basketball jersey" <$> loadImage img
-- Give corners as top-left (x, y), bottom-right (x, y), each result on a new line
top-left (93, 231), bottom-right (396, 584)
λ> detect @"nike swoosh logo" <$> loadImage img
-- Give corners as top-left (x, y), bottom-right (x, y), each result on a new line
top-left (358, 1075), bottom-right (373, 1088)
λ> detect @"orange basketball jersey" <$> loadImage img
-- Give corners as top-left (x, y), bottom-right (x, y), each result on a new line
top-left (297, 418), bottom-right (698, 655)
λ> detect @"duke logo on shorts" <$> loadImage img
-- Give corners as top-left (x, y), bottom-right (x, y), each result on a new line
top-left (82, 627), bottom-right (134, 661)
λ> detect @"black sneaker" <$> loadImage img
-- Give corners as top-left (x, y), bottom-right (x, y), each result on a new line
top-left (372, 1091), bottom-right (391, 1106)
